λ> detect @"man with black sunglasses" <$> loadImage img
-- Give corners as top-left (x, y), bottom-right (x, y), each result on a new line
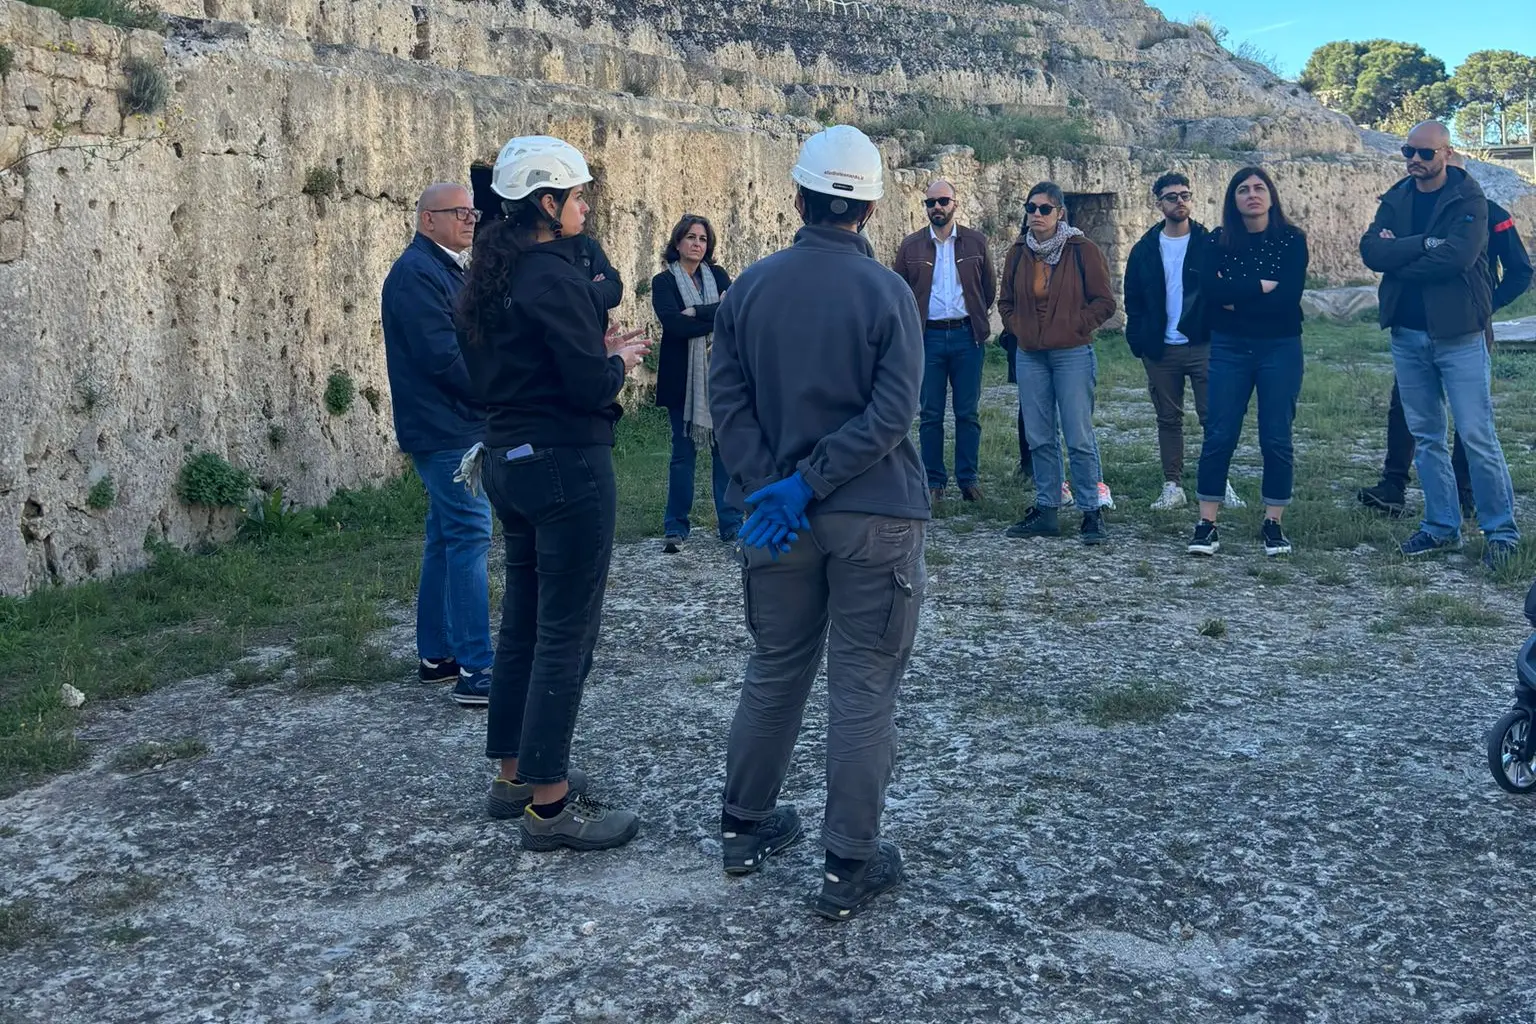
top-left (894, 179), bottom-right (997, 504)
top-left (1358, 149), bottom-right (1532, 521)
top-left (380, 182), bottom-right (495, 706)
top-left (1361, 120), bottom-right (1520, 569)
top-left (1123, 172), bottom-right (1244, 512)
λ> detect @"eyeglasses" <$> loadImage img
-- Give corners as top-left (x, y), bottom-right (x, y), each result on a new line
top-left (425, 206), bottom-right (483, 223)
top-left (1159, 191), bottom-right (1193, 203)
top-left (1400, 145), bottom-right (1443, 161)
top-left (1025, 202), bottom-right (1057, 215)
top-left (923, 197), bottom-right (954, 208)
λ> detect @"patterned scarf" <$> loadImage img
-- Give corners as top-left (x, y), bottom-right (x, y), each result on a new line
top-left (668, 260), bottom-right (720, 446)
top-left (1024, 221), bottom-right (1084, 266)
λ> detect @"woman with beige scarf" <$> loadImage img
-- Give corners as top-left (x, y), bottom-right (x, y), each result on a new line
top-left (651, 214), bottom-right (742, 553)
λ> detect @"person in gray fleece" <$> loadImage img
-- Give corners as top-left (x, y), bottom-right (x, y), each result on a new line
top-left (707, 125), bottom-right (929, 922)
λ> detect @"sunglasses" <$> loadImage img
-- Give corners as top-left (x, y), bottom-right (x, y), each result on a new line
top-left (426, 206), bottom-right (483, 223)
top-left (1400, 145), bottom-right (1442, 161)
top-left (923, 197), bottom-right (953, 208)
top-left (1025, 202), bottom-right (1057, 215)
top-left (1159, 191), bottom-right (1193, 203)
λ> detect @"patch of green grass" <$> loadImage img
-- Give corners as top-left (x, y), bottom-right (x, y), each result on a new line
top-left (97, 871), bottom-right (165, 913)
top-left (1398, 592), bottom-right (1503, 629)
top-left (228, 658), bottom-right (290, 690)
top-left (109, 738), bottom-right (208, 773)
top-left (324, 371), bottom-right (355, 415)
top-left (103, 923), bottom-right (151, 944)
top-left (926, 547), bottom-right (955, 567)
top-left (1198, 617), bottom-right (1227, 638)
top-left (121, 57), bottom-right (168, 116)
top-left (87, 476), bottom-right (116, 511)
top-left (1085, 681), bottom-right (1185, 727)
top-left (0, 901), bottom-right (53, 951)
top-left (862, 104), bottom-right (1098, 164)
top-left (19, 0), bottom-right (160, 29)
top-left (178, 452), bottom-right (251, 508)
top-left (0, 44), bottom-right (14, 79)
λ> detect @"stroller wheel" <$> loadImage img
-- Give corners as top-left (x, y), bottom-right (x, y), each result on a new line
top-left (1488, 708), bottom-right (1536, 794)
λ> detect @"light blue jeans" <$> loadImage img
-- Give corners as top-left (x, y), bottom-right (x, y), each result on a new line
top-left (1017, 345), bottom-right (1101, 512)
top-left (410, 449), bottom-right (494, 672)
top-left (1389, 328), bottom-right (1518, 544)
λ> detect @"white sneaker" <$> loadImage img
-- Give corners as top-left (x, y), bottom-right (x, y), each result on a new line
top-left (1151, 482), bottom-right (1187, 511)
top-left (1097, 482), bottom-right (1114, 509)
top-left (1223, 481), bottom-right (1246, 509)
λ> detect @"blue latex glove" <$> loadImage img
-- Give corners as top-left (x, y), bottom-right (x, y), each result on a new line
top-left (741, 473), bottom-right (815, 557)
top-left (746, 474), bottom-right (814, 520)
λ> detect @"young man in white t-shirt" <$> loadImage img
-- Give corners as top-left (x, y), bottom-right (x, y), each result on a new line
top-left (1122, 172), bottom-right (1244, 511)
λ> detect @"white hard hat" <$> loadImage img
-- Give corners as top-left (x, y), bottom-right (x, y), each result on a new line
top-left (490, 135), bottom-right (593, 201)
top-left (791, 125), bottom-right (884, 202)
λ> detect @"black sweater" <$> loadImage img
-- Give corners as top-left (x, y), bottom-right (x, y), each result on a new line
top-left (460, 235), bottom-right (626, 448)
top-left (1200, 225), bottom-right (1309, 340)
top-left (651, 263), bottom-right (731, 410)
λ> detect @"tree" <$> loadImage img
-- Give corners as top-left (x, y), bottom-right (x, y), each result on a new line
top-left (1299, 39), bottom-right (1449, 127)
top-left (1379, 82), bottom-right (1461, 137)
top-left (1451, 50), bottom-right (1536, 145)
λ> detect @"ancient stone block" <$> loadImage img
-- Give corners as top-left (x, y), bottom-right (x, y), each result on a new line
top-left (0, 218), bottom-right (25, 262)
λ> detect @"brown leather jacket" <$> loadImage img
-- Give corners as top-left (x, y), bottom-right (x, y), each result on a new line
top-left (998, 234), bottom-right (1117, 351)
top-left (892, 224), bottom-right (997, 343)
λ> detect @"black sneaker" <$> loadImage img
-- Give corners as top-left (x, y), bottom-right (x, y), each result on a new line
top-left (450, 667), bottom-right (491, 707)
top-left (662, 534), bottom-right (685, 554)
top-left (722, 805), bottom-right (804, 876)
top-left (1357, 483), bottom-right (1407, 519)
top-left (418, 657), bottom-right (460, 684)
top-left (1188, 519), bottom-right (1219, 555)
top-left (1261, 518), bottom-right (1292, 557)
top-left (1080, 508), bottom-right (1107, 546)
top-left (1005, 505), bottom-right (1059, 538)
top-left (1400, 529), bottom-right (1461, 557)
top-left (812, 841), bottom-right (905, 922)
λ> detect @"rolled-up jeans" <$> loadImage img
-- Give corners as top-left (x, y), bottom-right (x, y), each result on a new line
top-left (1017, 345), bottom-right (1100, 512)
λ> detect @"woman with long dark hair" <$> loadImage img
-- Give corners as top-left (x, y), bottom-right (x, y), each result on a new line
top-left (1188, 165), bottom-right (1309, 558)
top-left (457, 135), bottom-right (650, 852)
top-left (651, 214), bottom-right (741, 552)
top-left (997, 181), bottom-right (1117, 545)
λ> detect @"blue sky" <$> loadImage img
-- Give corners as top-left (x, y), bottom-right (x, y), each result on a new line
top-left (1146, 1), bottom-right (1532, 81)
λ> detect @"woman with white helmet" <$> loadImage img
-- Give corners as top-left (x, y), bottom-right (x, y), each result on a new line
top-left (457, 135), bottom-right (650, 853)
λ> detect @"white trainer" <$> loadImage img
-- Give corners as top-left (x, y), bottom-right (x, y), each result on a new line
top-left (1151, 481), bottom-right (1187, 511)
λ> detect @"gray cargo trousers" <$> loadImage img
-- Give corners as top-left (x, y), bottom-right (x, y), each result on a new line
top-left (722, 511), bottom-right (926, 861)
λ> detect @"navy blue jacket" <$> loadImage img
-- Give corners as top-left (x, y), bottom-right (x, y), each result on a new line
top-left (380, 233), bottom-right (485, 453)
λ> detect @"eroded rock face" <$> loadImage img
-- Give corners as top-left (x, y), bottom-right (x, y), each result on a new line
top-left (0, 0), bottom-right (1520, 594)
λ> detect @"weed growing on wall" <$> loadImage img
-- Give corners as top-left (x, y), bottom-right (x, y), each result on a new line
top-left (303, 167), bottom-right (339, 196)
top-left (86, 477), bottom-right (116, 511)
top-left (121, 57), bottom-right (168, 116)
top-left (177, 453), bottom-right (252, 508)
top-left (324, 371), bottom-right (355, 416)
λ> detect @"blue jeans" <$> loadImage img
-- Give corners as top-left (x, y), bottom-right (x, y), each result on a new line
top-left (1196, 333), bottom-right (1303, 507)
top-left (410, 449), bottom-right (494, 672)
top-left (1390, 328), bottom-right (1518, 544)
top-left (665, 405), bottom-right (742, 539)
top-left (1017, 345), bottom-right (1100, 511)
top-left (919, 326), bottom-right (985, 489)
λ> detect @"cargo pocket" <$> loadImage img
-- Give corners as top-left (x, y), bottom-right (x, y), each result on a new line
top-left (737, 544), bottom-right (761, 643)
top-left (875, 551), bottom-right (926, 656)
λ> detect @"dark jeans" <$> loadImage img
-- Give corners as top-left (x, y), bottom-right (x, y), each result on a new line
top-left (408, 449), bottom-right (494, 671)
top-left (1382, 379), bottom-right (1471, 502)
top-left (482, 445), bottom-right (616, 784)
top-left (1143, 342), bottom-right (1210, 484)
top-left (1196, 333), bottom-right (1303, 507)
top-left (919, 326), bottom-right (985, 489)
top-left (724, 513), bottom-right (925, 860)
top-left (664, 405), bottom-right (741, 539)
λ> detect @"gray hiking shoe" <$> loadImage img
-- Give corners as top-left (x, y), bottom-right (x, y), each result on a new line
top-left (520, 792), bottom-right (640, 852)
top-left (722, 805), bottom-right (804, 876)
top-left (812, 840), bottom-right (905, 922)
top-left (485, 768), bottom-right (591, 820)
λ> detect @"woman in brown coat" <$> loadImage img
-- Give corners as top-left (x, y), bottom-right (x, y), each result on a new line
top-left (997, 181), bottom-right (1117, 545)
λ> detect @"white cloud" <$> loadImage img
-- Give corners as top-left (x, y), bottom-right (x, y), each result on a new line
top-left (1242, 20), bottom-right (1299, 36)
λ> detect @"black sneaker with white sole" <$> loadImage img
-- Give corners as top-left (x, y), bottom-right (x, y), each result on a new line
top-left (812, 841), bottom-right (905, 922)
top-left (1187, 519), bottom-right (1219, 555)
top-left (419, 657), bottom-right (460, 684)
top-left (722, 805), bottom-right (804, 876)
top-left (1261, 518), bottom-right (1292, 557)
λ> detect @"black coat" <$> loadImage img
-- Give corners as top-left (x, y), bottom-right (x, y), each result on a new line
top-left (651, 263), bottom-right (731, 410)
top-left (1123, 220), bottom-right (1210, 360)
top-left (577, 236), bottom-right (623, 325)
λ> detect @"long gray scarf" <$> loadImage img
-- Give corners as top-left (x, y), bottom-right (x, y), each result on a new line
top-left (1024, 221), bottom-right (1084, 266)
top-left (668, 260), bottom-right (719, 446)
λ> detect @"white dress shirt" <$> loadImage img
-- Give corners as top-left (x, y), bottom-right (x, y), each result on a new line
top-left (927, 226), bottom-right (968, 321)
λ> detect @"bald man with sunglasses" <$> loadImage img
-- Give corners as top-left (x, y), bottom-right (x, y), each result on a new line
top-left (894, 180), bottom-right (997, 504)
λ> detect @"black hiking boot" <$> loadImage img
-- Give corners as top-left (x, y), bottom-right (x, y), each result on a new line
top-left (721, 805), bottom-right (804, 876)
top-left (1080, 508), bottom-right (1108, 546)
top-left (1357, 482), bottom-right (1406, 519)
top-left (1005, 505), bottom-right (1059, 539)
top-left (812, 841), bottom-right (905, 922)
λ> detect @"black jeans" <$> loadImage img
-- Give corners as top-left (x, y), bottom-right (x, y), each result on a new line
top-left (482, 445), bottom-right (617, 785)
top-left (1384, 378), bottom-right (1471, 502)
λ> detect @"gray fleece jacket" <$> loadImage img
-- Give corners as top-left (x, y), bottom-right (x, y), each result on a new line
top-left (709, 224), bottom-right (930, 520)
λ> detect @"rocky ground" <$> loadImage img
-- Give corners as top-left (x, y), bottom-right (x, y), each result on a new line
top-left (5, 507), bottom-right (1536, 1024)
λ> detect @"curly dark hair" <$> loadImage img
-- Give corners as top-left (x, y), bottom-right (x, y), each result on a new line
top-left (456, 188), bottom-right (566, 348)
top-left (662, 214), bottom-right (717, 265)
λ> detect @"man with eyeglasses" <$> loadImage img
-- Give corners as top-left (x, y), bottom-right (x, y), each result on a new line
top-left (1123, 172), bottom-right (1243, 512)
top-left (894, 179), bottom-right (997, 504)
top-left (1358, 148), bottom-right (1532, 522)
top-left (1360, 121), bottom-right (1520, 569)
top-left (380, 182), bottom-right (495, 706)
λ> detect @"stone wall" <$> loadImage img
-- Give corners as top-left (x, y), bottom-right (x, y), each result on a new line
top-left (0, 0), bottom-right (1519, 594)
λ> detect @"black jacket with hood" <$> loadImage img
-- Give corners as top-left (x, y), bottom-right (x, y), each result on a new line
top-left (1123, 220), bottom-right (1210, 360)
top-left (1360, 166), bottom-right (1492, 340)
